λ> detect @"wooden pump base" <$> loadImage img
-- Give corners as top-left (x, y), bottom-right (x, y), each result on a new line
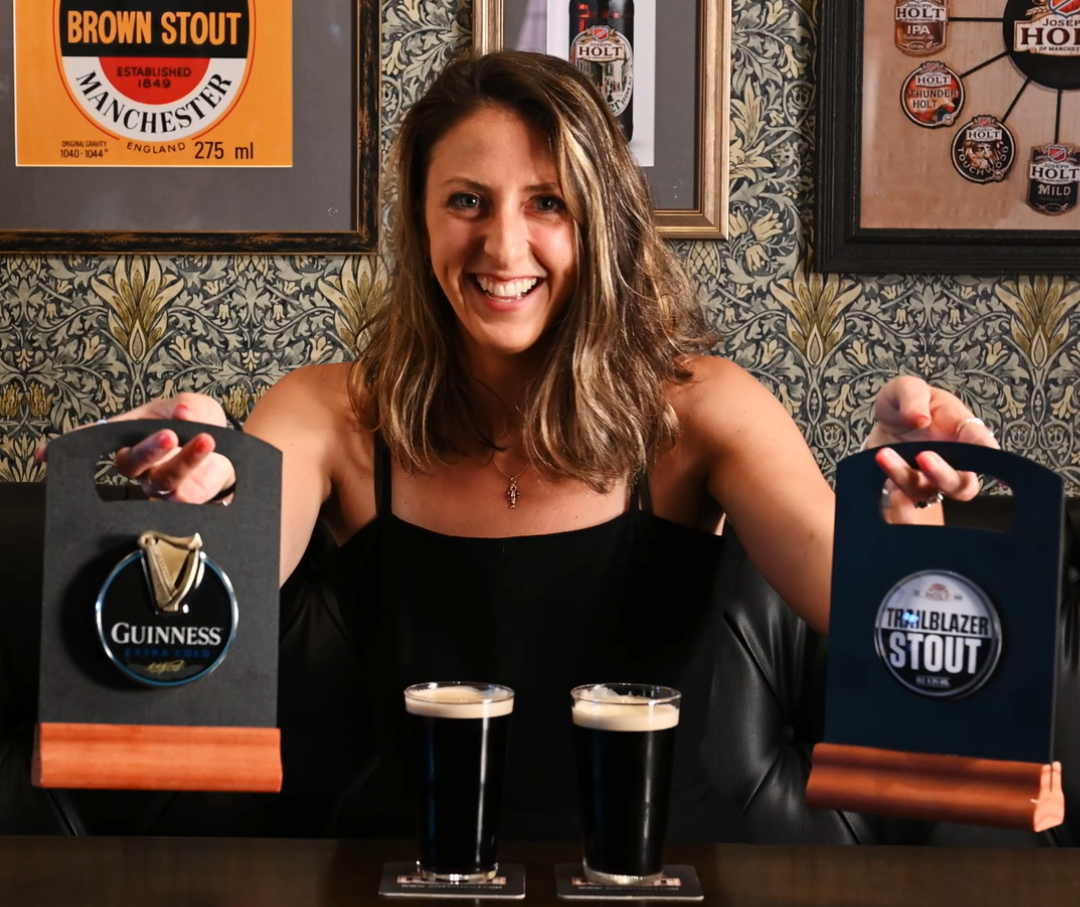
top-left (806, 742), bottom-right (1064, 832)
top-left (32, 722), bottom-right (282, 792)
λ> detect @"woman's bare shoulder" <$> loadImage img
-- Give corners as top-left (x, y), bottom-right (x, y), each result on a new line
top-left (242, 362), bottom-right (369, 470)
top-left (667, 355), bottom-right (772, 420)
top-left (250, 363), bottom-right (356, 427)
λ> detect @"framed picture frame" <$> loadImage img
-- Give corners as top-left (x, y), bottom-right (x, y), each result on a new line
top-left (475, 0), bottom-right (731, 239)
top-left (818, 0), bottom-right (1080, 275)
top-left (0, 0), bottom-right (379, 254)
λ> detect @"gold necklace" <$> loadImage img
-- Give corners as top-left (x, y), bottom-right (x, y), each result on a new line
top-left (490, 456), bottom-right (529, 509)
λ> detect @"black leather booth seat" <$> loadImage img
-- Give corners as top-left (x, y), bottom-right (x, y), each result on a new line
top-left (1, 483), bottom-right (1077, 844)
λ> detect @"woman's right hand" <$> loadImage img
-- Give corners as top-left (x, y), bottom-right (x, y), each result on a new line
top-left (100, 393), bottom-right (235, 504)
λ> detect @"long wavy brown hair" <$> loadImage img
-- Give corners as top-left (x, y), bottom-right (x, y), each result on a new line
top-left (353, 50), bottom-right (714, 491)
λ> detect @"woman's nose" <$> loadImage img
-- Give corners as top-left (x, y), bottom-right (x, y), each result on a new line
top-left (483, 207), bottom-right (528, 266)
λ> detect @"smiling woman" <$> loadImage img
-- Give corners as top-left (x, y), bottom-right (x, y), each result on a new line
top-left (74, 49), bottom-right (999, 843)
top-left (360, 51), bottom-right (712, 492)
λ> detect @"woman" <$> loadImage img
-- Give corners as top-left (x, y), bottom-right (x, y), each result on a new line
top-left (85, 52), bottom-right (994, 838)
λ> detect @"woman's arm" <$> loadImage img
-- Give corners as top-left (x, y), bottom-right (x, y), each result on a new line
top-left (677, 359), bottom-right (992, 635)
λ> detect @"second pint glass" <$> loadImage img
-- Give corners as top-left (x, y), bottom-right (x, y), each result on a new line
top-left (572, 683), bottom-right (680, 884)
top-left (405, 682), bottom-right (514, 882)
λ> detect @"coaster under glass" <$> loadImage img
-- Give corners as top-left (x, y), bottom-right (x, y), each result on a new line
top-left (554, 864), bottom-right (703, 901)
top-left (378, 862), bottom-right (525, 899)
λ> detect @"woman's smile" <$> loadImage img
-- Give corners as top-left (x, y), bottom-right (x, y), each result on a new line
top-left (469, 274), bottom-right (546, 311)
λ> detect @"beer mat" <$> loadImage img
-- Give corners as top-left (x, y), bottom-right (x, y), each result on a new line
top-left (554, 864), bottom-right (703, 901)
top-left (378, 863), bottom-right (525, 899)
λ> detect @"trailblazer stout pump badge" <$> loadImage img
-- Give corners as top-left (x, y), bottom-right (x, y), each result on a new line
top-left (96, 530), bottom-right (238, 686)
top-left (807, 442), bottom-right (1067, 833)
top-left (874, 570), bottom-right (1002, 698)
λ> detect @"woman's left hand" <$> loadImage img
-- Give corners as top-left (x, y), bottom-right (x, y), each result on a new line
top-left (866, 376), bottom-right (999, 521)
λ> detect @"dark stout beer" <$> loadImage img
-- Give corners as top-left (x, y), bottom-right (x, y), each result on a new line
top-left (572, 684), bottom-right (680, 884)
top-left (405, 683), bottom-right (514, 882)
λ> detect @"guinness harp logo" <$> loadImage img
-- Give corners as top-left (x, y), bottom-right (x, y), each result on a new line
top-left (96, 530), bottom-right (238, 687)
top-left (139, 531), bottom-right (203, 613)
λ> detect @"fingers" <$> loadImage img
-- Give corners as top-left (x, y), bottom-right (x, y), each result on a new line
top-left (113, 429), bottom-right (182, 479)
top-left (875, 376), bottom-right (932, 434)
top-left (955, 417), bottom-right (1000, 450)
top-left (875, 447), bottom-right (981, 504)
top-left (37, 392), bottom-right (230, 463)
top-left (914, 450), bottom-right (981, 501)
top-left (123, 434), bottom-right (235, 504)
top-left (106, 398), bottom-right (198, 424)
top-left (138, 436), bottom-right (221, 503)
top-left (884, 480), bottom-right (920, 524)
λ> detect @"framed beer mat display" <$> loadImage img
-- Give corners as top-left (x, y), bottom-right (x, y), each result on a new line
top-left (0, 0), bottom-right (378, 253)
top-left (474, 0), bottom-right (731, 239)
top-left (817, 0), bottom-right (1080, 274)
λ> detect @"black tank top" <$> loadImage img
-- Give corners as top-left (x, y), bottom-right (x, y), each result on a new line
top-left (330, 437), bottom-right (744, 842)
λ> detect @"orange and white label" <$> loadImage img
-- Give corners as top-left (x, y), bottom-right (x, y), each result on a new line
top-left (14, 1), bottom-right (292, 166)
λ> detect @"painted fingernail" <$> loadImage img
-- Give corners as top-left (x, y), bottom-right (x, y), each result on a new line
top-left (174, 403), bottom-right (190, 418)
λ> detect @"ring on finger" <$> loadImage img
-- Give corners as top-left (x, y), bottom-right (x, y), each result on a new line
top-left (140, 477), bottom-right (174, 501)
top-left (915, 490), bottom-right (945, 509)
top-left (957, 416), bottom-right (993, 439)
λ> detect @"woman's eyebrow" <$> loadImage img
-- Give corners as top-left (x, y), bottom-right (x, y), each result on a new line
top-left (437, 178), bottom-right (561, 193)
top-left (439, 178), bottom-right (488, 192)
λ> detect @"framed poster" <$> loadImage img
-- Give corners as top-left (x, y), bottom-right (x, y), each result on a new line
top-left (0, 0), bottom-right (379, 253)
top-left (475, 0), bottom-right (731, 239)
top-left (818, 0), bottom-right (1080, 275)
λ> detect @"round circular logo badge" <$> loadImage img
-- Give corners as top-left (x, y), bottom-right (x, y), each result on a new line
top-left (56, 1), bottom-right (253, 143)
top-left (570, 26), bottom-right (634, 117)
top-left (95, 532), bottom-right (237, 687)
top-left (1004, 0), bottom-right (1080, 92)
top-left (874, 570), bottom-right (1002, 698)
top-left (951, 115), bottom-right (1016, 183)
top-left (901, 61), bottom-right (964, 128)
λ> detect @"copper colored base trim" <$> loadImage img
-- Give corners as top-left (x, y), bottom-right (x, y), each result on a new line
top-left (806, 742), bottom-right (1064, 832)
top-left (32, 722), bottom-right (282, 793)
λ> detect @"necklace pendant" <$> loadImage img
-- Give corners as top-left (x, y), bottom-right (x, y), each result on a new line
top-left (506, 476), bottom-right (519, 509)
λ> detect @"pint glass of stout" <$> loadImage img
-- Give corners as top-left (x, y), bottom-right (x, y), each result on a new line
top-left (404, 681), bottom-right (514, 882)
top-left (571, 683), bottom-right (680, 884)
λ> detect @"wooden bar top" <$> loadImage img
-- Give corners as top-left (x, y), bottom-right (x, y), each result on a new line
top-left (2, 837), bottom-right (1080, 906)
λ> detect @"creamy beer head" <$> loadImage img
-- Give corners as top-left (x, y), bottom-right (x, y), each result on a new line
top-left (571, 683), bottom-right (680, 731)
top-left (405, 682), bottom-right (514, 719)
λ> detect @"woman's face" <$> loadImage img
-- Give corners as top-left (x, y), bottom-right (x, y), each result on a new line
top-left (423, 105), bottom-right (577, 363)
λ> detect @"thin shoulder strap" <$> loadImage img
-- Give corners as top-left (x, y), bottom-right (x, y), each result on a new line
top-left (373, 432), bottom-right (393, 518)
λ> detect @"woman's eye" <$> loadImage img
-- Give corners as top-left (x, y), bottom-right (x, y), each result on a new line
top-left (535, 195), bottom-right (566, 213)
top-left (448, 193), bottom-right (482, 210)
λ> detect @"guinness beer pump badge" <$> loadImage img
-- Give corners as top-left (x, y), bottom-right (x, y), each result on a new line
top-left (95, 531), bottom-right (238, 686)
top-left (35, 420), bottom-right (283, 793)
top-left (806, 442), bottom-right (1067, 832)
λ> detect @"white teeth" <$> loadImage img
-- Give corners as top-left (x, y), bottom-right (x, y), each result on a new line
top-left (475, 276), bottom-right (539, 298)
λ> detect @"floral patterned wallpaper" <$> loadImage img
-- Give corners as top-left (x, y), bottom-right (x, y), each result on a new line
top-left (1, 0), bottom-right (1078, 490)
